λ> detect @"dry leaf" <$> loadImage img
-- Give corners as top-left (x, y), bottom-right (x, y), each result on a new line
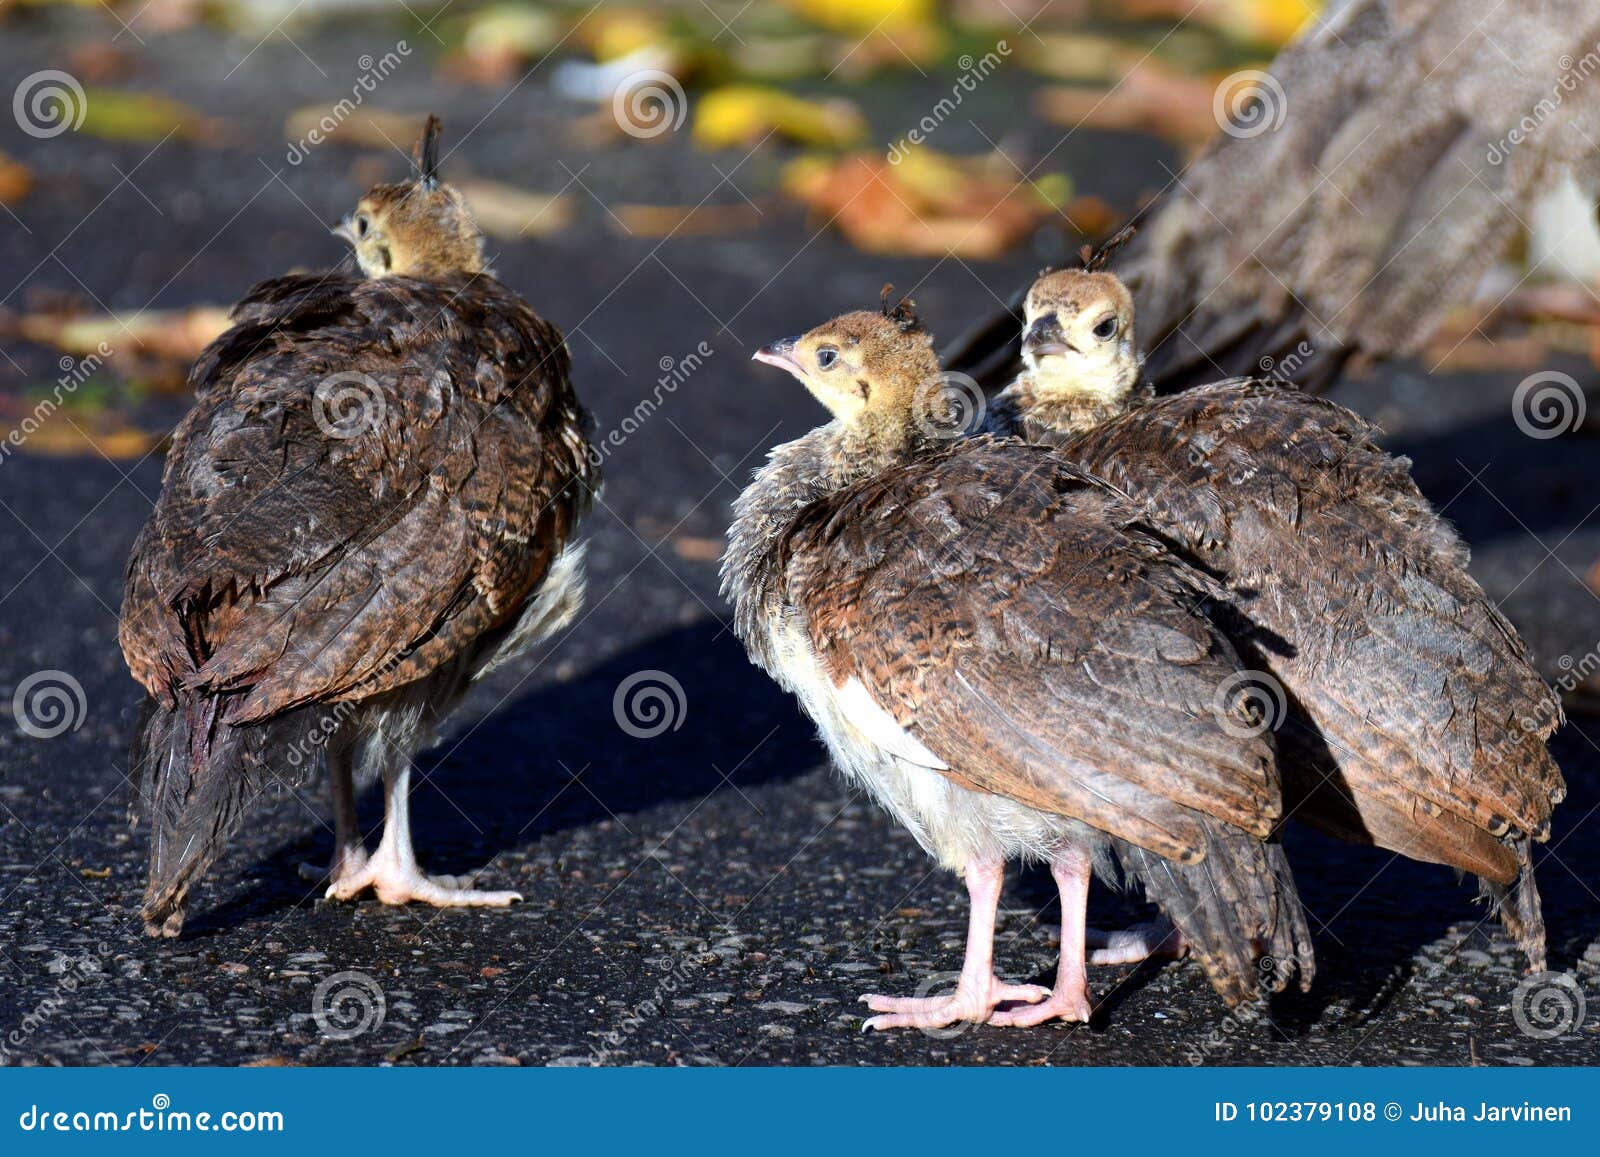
top-left (694, 86), bottom-right (866, 150)
top-left (1034, 60), bottom-right (1225, 146)
top-left (782, 148), bottom-right (1070, 259)
top-left (449, 3), bottom-right (566, 86)
top-left (6, 306), bottom-right (233, 363)
top-left (672, 535), bottom-right (725, 562)
top-left (454, 179), bottom-right (574, 240)
top-left (0, 152), bottom-right (33, 206)
top-left (283, 107), bottom-right (425, 153)
top-left (81, 88), bottom-right (221, 144)
top-left (612, 202), bottom-right (765, 238)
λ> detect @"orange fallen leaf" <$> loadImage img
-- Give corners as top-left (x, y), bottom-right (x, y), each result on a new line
top-left (5, 305), bottom-right (233, 363)
top-left (782, 148), bottom-right (1070, 259)
top-left (1035, 59), bottom-right (1226, 146)
top-left (0, 152), bottom-right (32, 206)
top-left (672, 535), bottom-right (725, 562)
top-left (612, 202), bottom-right (766, 238)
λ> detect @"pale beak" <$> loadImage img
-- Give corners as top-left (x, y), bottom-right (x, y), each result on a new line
top-left (331, 216), bottom-right (358, 246)
top-left (752, 337), bottom-right (806, 380)
top-left (1023, 314), bottom-right (1073, 359)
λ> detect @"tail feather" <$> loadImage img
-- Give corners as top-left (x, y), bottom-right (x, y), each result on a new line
top-left (1482, 838), bottom-right (1548, 972)
top-left (131, 693), bottom-right (317, 936)
top-left (1116, 825), bottom-right (1314, 1007)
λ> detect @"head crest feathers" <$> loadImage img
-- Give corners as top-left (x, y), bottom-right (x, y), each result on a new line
top-left (413, 115), bottom-right (442, 190)
top-left (879, 283), bottom-right (922, 333)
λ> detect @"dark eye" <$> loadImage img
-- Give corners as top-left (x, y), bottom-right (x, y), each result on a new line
top-left (816, 347), bottom-right (839, 370)
top-left (1093, 316), bottom-right (1118, 340)
top-left (355, 213), bottom-right (371, 238)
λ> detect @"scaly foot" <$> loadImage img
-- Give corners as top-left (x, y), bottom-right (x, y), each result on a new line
top-left (298, 844), bottom-right (369, 885)
top-left (1085, 918), bottom-right (1185, 965)
top-left (989, 980), bottom-right (1093, 1027)
top-left (324, 850), bottom-right (522, 907)
top-left (860, 975), bottom-right (1050, 1032)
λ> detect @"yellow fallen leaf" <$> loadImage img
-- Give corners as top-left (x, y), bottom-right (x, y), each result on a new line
top-left (453, 179), bottom-right (574, 240)
top-left (694, 85), bottom-right (865, 150)
top-left (453, 4), bottom-right (567, 85)
top-left (8, 306), bottom-right (233, 362)
top-left (780, 0), bottom-right (936, 33)
top-left (1019, 32), bottom-right (1148, 83)
top-left (1118, 0), bottom-right (1322, 48)
top-left (80, 87), bottom-right (220, 143)
top-left (581, 9), bottom-right (675, 62)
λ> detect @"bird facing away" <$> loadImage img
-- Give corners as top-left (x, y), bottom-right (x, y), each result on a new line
top-left (120, 118), bottom-right (598, 935)
top-left (942, 0), bottom-right (1600, 396)
top-left (987, 264), bottom-right (1566, 968)
top-left (723, 298), bottom-right (1311, 1029)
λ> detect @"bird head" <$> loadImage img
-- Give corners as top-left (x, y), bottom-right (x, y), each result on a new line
top-left (753, 289), bottom-right (942, 438)
top-left (1021, 267), bottom-right (1141, 402)
top-left (333, 115), bottom-right (487, 280)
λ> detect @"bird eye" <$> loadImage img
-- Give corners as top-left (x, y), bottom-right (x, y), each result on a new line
top-left (816, 347), bottom-right (839, 370)
top-left (1092, 315), bottom-right (1118, 340)
top-left (355, 213), bottom-right (370, 238)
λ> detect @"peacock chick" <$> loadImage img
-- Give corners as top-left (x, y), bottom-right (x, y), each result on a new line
top-left (120, 117), bottom-right (598, 935)
top-left (986, 254), bottom-right (1567, 970)
top-left (723, 296), bottom-right (1311, 1030)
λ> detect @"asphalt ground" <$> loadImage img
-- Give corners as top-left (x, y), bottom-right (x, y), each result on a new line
top-left (1, 15), bottom-right (1598, 1066)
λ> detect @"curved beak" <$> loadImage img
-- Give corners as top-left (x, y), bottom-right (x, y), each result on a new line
top-left (753, 336), bottom-right (805, 381)
top-left (1023, 313), bottom-right (1073, 359)
top-left (330, 215), bottom-right (358, 246)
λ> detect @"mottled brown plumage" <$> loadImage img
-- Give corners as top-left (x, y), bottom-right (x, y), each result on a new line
top-left (945, 0), bottom-right (1600, 394)
top-left (121, 121), bottom-right (596, 935)
top-left (724, 305), bottom-right (1310, 1028)
top-left (990, 269), bottom-right (1566, 967)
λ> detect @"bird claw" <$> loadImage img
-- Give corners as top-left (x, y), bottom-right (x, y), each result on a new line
top-left (322, 854), bottom-right (521, 908)
top-left (1085, 919), bottom-right (1186, 966)
top-left (859, 978), bottom-right (1050, 1032)
top-left (987, 985), bottom-right (1094, 1027)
